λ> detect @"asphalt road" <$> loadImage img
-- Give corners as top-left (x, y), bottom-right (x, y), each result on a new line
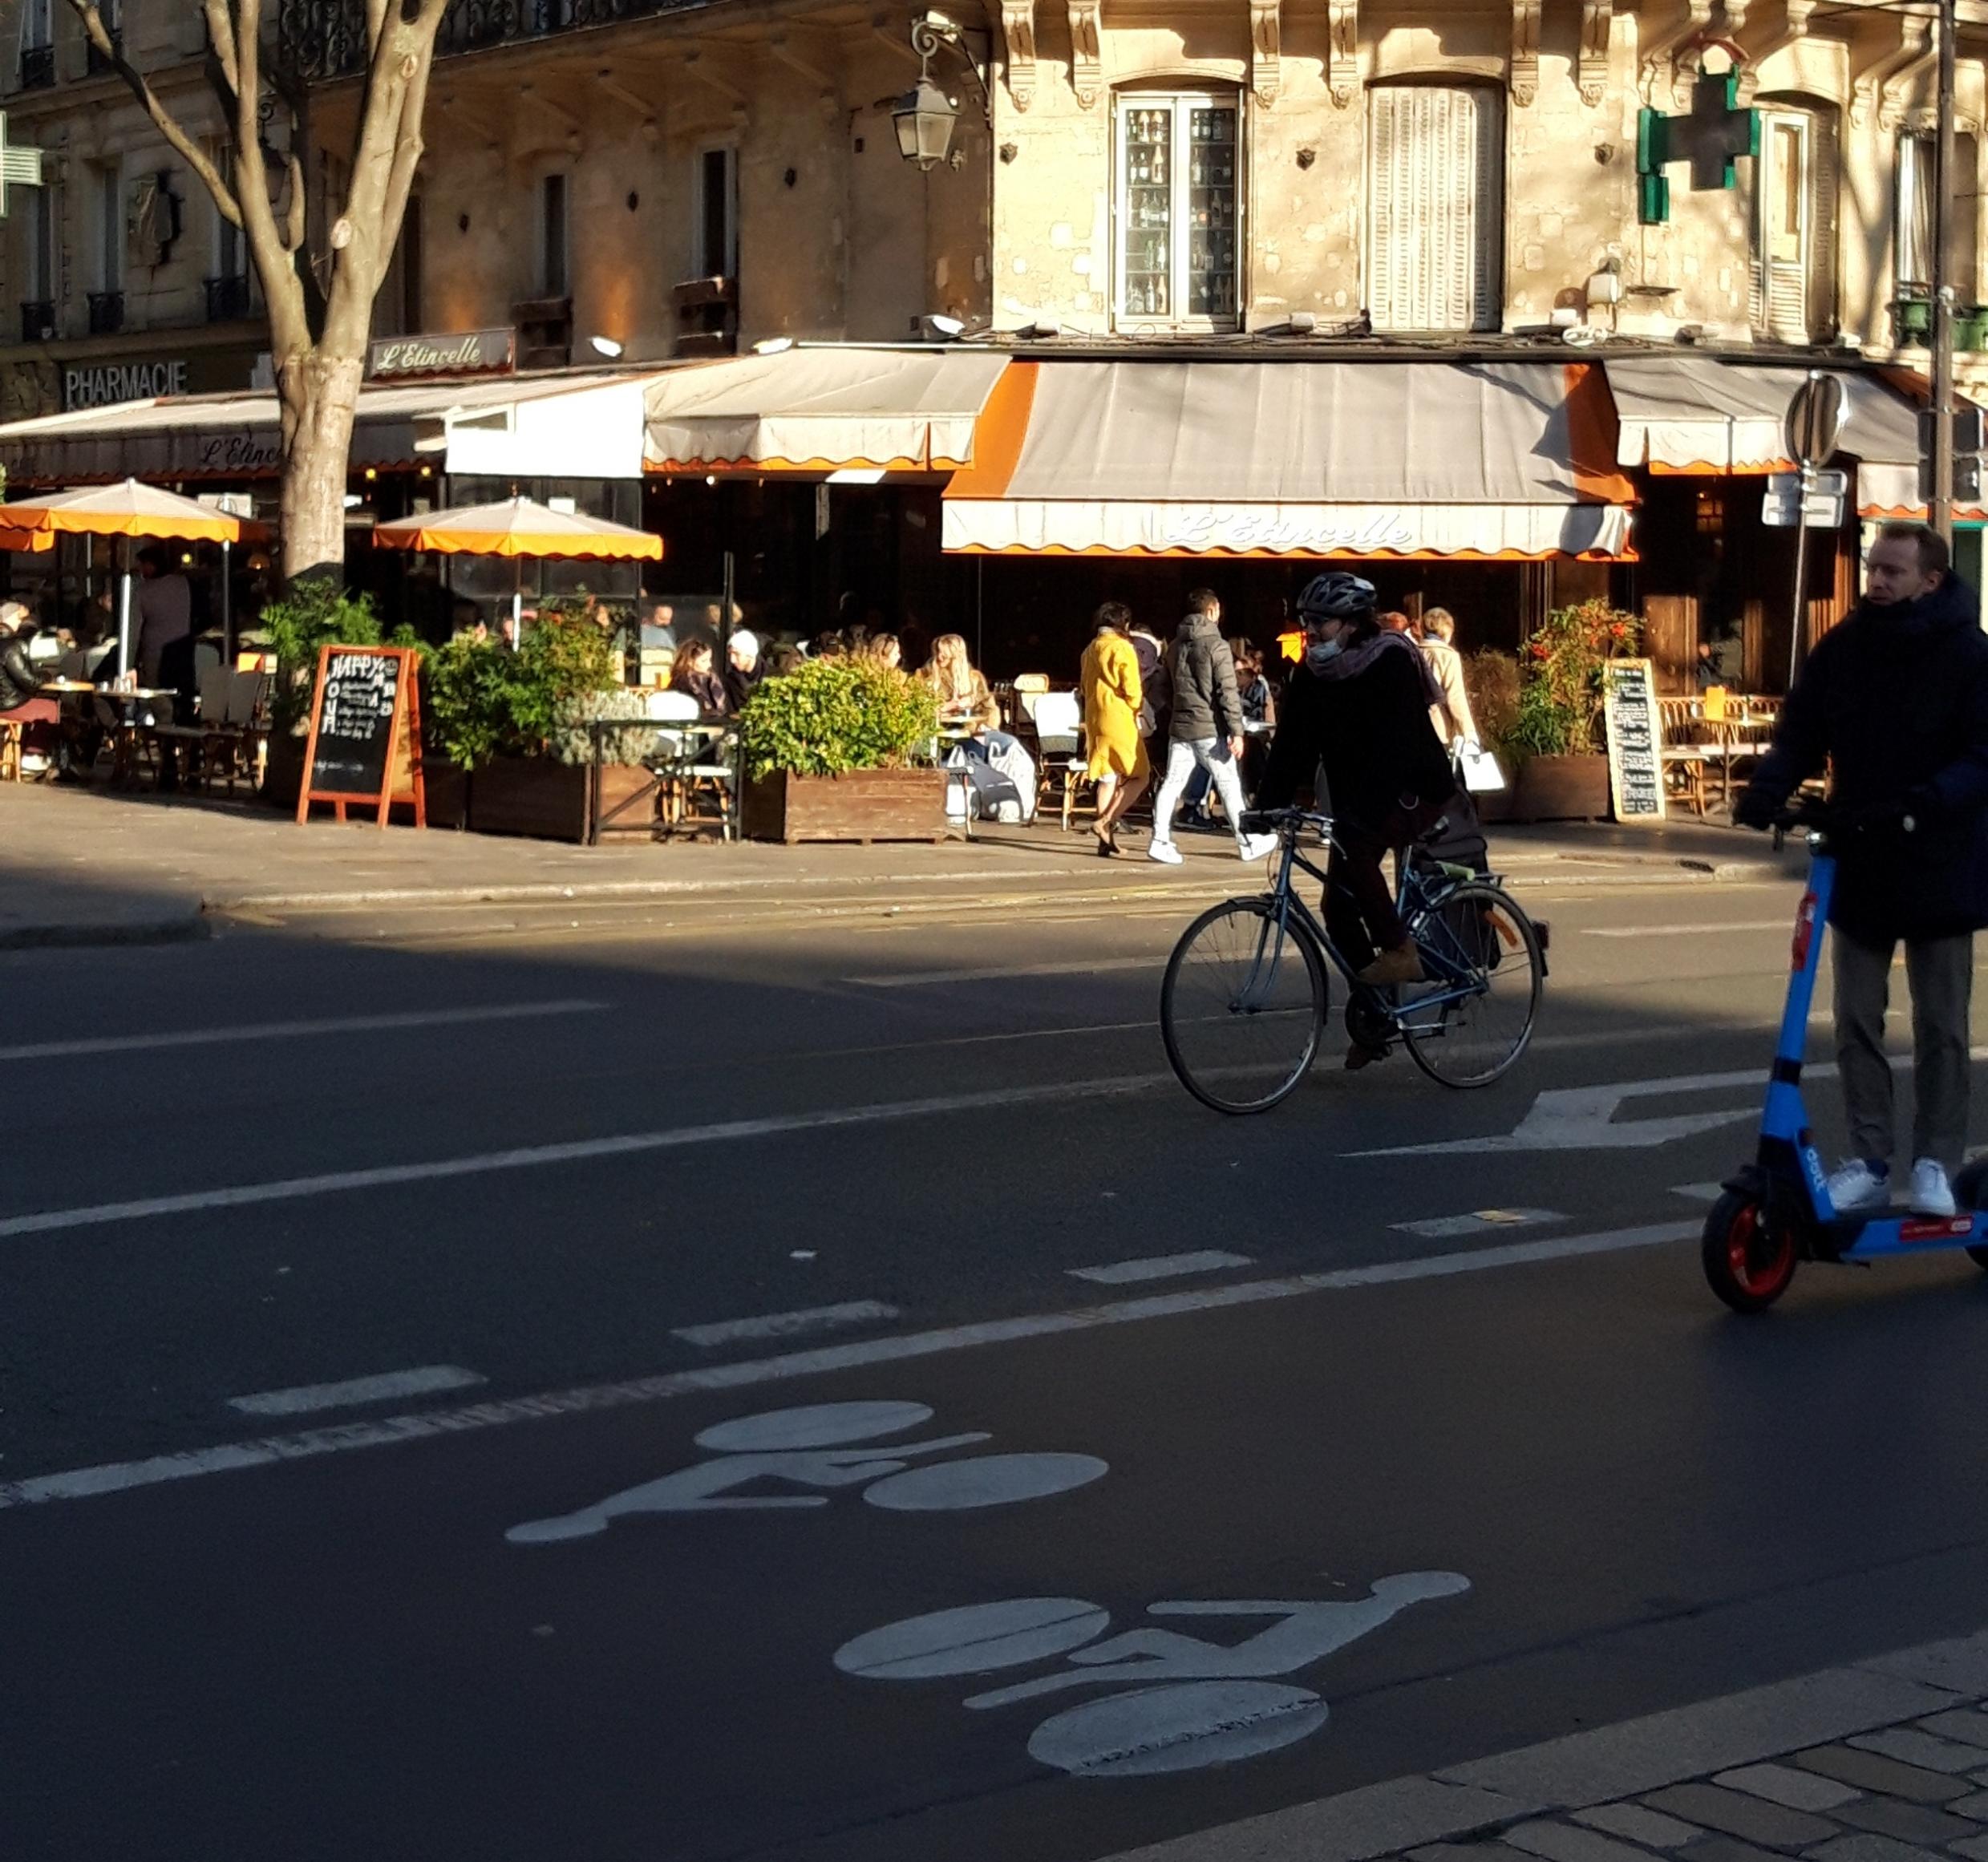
top-left (8, 847), bottom-right (1988, 1862)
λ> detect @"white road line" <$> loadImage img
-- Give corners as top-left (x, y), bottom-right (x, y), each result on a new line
top-left (226, 1365), bottom-right (486, 1418)
top-left (1391, 1208), bottom-right (1564, 1240)
top-left (846, 956), bottom-right (1159, 988)
top-left (672, 1301), bottom-right (900, 1348)
top-left (1067, 1250), bottom-right (1253, 1285)
top-left (1582, 921), bottom-right (1790, 939)
top-left (0, 1073), bottom-right (1177, 1241)
top-left (0, 999), bottom-right (606, 1065)
top-left (0, 1219), bottom-right (1697, 1512)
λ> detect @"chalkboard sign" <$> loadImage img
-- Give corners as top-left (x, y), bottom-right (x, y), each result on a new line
top-left (1602, 657), bottom-right (1665, 824)
top-left (297, 645), bottom-right (427, 828)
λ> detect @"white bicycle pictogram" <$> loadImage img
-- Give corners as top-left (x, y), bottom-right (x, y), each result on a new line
top-left (834, 1572), bottom-right (1471, 1776)
top-left (507, 1400), bottom-right (1109, 1544)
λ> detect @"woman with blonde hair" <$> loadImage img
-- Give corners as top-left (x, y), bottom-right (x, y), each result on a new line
top-left (919, 633), bottom-right (999, 733)
top-left (1079, 602), bottom-right (1150, 856)
top-left (864, 632), bottom-right (903, 672)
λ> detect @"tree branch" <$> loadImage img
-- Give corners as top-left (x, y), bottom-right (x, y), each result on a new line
top-left (201, 0), bottom-right (239, 100)
top-left (62, 0), bottom-right (241, 223)
top-left (284, 149), bottom-right (306, 254)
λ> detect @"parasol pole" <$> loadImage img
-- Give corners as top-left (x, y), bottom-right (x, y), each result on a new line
top-left (221, 538), bottom-right (233, 665)
top-left (115, 538), bottom-right (133, 683)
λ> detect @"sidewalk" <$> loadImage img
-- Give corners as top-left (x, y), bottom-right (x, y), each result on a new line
top-left (0, 783), bottom-right (1793, 947)
top-left (1106, 1628), bottom-right (1988, 1862)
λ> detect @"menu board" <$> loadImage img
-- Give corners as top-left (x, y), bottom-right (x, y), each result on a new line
top-left (1602, 657), bottom-right (1665, 824)
top-left (297, 645), bottom-right (427, 828)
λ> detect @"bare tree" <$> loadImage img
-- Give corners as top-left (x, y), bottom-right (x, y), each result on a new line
top-left (66, 0), bottom-right (450, 580)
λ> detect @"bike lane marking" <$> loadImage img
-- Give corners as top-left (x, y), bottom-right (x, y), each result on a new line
top-left (671, 1301), bottom-right (901, 1348)
top-left (226, 1365), bottom-right (486, 1418)
top-left (0, 1217), bottom-right (1696, 1512)
top-left (1068, 1251), bottom-right (1254, 1285)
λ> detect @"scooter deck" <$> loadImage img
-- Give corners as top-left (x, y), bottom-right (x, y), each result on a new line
top-left (1826, 1209), bottom-right (1988, 1261)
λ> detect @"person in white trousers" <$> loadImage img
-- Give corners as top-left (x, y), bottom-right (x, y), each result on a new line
top-left (1149, 589), bottom-right (1281, 867)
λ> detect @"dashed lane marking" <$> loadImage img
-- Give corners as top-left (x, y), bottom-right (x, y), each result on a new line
top-left (0, 1218), bottom-right (1699, 1512)
top-left (226, 1365), bottom-right (487, 1418)
top-left (671, 1301), bottom-right (901, 1348)
top-left (1582, 921), bottom-right (1790, 938)
top-left (846, 957), bottom-right (1160, 987)
top-left (1067, 1251), bottom-right (1253, 1285)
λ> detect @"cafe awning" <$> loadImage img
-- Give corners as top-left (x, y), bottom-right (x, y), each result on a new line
top-left (941, 358), bottom-right (1636, 559)
top-left (642, 346), bottom-right (1014, 474)
top-left (0, 368), bottom-right (662, 484)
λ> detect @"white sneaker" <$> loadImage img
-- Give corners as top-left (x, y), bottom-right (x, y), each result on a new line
top-left (1147, 840), bottom-right (1184, 866)
top-left (1824, 1159), bottom-right (1891, 1215)
top-left (1238, 832), bottom-right (1281, 864)
top-left (1909, 1158), bottom-right (1958, 1218)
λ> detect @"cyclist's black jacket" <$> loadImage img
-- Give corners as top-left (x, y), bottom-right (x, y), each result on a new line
top-left (1745, 573), bottom-right (1988, 943)
top-left (1255, 644), bottom-right (1456, 827)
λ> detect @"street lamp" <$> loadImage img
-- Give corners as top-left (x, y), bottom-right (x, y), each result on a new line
top-left (893, 16), bottom-right (989, 171)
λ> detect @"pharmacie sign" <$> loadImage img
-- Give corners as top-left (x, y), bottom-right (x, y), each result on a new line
top-left (366, 327), bottom-right (515, 381)
top-left (63, 356), bottom-right (188, 410)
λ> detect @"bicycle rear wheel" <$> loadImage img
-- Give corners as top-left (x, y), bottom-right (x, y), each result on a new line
top-left (1161, 897), bottom-right (1326, 1114)
top-left (1398, 883), bottom-right (1542, 1088)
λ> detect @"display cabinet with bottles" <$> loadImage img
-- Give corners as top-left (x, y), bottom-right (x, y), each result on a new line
top-left (1115, 94), bottom-right (1241, 328)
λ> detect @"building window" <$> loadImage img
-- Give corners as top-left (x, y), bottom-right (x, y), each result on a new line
top-left (1898, 131), bottom-right (1981, 296)
top-left (1112, 94), bottom-right (1239, 326)
top-left (694, 145), bottom-right (736, 280)
top-left (539, 172), bottom-right (568, 298)
top-left (1366, 84), bottom-right (1502, 333)
top-left (1751, 99), bottom-right (1838, 343)
top-left (18, 0), bottom-right (53, 88)
top-left (94, 164), bottom-right (120, 292)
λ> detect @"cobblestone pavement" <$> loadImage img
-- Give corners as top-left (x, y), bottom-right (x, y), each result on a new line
top-left (1107, 1632), bottom-right (1988, 1862)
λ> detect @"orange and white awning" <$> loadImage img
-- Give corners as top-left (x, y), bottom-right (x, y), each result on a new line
top-left (941, 359), bottom-right (1637, 560)
top-left (642, 346), bottom-right (1013, 474)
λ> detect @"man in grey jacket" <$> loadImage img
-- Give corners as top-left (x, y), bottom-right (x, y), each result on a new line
top-left (1149, 589), bottom-right (1281, 866)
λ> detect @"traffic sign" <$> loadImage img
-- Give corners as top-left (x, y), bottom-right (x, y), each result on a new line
top-left (1920, 407), bottom-right (1986, 458)
top-left (1762, 485), bottom-right (1845, 528)
top-left (1918, 455), bottom-right (1985, 502)
top-left (1784, 372), bottom-right (1847, 468)
top-left (1767, 470), bottom-right (1847, 499)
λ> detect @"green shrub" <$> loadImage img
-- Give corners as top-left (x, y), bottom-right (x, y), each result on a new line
top-left (419, 609), bottom-right (624, 768)
top-left (1509, 601), bottom-right (1642, 759)
top-left (739, 657), bottom-right (940, 780)
top-left (419, 634), bottom-right (520, 770)
top-left (550, 688), bottom-right (661, 767)
top-left (1463, 650), bottom-right (1520, 755)
top-left (260, 581), bottom-right (384, 735)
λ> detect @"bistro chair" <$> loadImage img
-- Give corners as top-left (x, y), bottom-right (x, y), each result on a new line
top-left (1025, 690), bottom-right (1095, 830)
top-left (1657, 695), bottom-right (1715, 817)
top-left (0, 715), bottom-right (22, 783)
top-left (644, 688), bottom-right (734, 839)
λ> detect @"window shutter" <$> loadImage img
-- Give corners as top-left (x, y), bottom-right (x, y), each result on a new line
top-left (1368, 85), bottom-right (1500, 332)
top-left (1807, 108), bottom-right (1839, 338)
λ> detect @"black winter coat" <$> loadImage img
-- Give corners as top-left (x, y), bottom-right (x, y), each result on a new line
top-left (0, 633), bottom-right (41, 711)
top-left (1256, 638), bottom-right (1458, 826)
top-left (1745, 574), bottom-right (1988, 942)
top-left (1165, 616), bottom-right (1243, 743)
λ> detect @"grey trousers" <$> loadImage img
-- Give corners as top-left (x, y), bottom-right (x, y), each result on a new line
top-left (1831, 926), bottom-right (1974, 1167)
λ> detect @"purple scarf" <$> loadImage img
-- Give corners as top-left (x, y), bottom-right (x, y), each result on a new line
top-left (1314, 629), bottom-right (1442, 707)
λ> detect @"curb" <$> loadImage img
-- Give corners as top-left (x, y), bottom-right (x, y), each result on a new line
top-left (0, 911), bottom-right (208, 951)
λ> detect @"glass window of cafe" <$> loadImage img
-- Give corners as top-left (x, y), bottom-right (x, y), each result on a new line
top-left (439, 476), bottom-right (645, 609)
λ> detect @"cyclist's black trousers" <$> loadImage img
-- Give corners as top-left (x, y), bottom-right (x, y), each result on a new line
top-left (1327, 797), bottom-right (1447, 968)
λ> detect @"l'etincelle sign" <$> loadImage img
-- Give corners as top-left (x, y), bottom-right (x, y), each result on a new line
top-left (366, 328), bottom-right (515, 381)
top-left (63, 358), bottom-right (187, 410)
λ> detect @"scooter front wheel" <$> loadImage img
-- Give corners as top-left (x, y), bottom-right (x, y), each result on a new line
top-left (1703, 1192), bottom-right (1797, 1313)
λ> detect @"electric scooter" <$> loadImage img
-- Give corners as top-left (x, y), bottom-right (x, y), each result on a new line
top-left (1703, 803), bottom-right (1988, 1312)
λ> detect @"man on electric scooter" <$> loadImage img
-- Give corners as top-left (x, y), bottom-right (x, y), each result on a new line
top-left (1735, 523), bottom-right (1988, 1220)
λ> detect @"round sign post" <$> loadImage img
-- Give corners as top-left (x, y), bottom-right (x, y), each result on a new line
top-left (1784, 370), bottom-right (1848, 689)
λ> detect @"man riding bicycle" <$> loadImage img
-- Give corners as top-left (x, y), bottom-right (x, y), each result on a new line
top-left (1254, 573), bottom-right (1463, 1067)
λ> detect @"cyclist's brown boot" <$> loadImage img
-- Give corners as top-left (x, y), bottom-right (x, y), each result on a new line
top-left (1356, 942), bottom-right (1425, 987)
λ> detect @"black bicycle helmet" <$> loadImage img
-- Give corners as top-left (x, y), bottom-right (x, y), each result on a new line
top-left (1295, 572), bottom-right (1378, 621)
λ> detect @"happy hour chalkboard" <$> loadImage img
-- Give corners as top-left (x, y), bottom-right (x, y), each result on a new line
top-left (297, 646), bottom-right (427, 828)
top-left (1602, 658), bottom-right (1665, 824)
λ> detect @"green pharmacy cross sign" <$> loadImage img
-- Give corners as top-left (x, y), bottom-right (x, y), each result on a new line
top-left (0, 111), bottom-right (44, 215)
top-left (1638, 71), bottom-right (1759, 225)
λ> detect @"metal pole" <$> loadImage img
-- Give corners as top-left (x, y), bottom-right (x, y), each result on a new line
top-left (221, 538), bottom-right (233, 665)
top-left (719, 548), bottom-right (735, 669)
top-left (1788, 472), bottom-right (1814, 694)
top-left (1929, 0), bottom-right (1959, 544)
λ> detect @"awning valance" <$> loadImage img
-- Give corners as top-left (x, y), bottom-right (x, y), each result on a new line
top-left (942, 358), bottom-right (1636, 560)
top-left (642, 346), bottom-right (1013, 474)
top-left (0, 368), bottom-right (661, 484)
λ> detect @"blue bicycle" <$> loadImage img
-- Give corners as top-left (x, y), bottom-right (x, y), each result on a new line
top-left (1703, 803), bottom-right (1988, 1311)
top-left (1160, 806), bottom-right (1546, 1114)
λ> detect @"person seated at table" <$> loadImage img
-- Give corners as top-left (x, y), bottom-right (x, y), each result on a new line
top-left (863, 633), bottom-right (903, 673)
top-left (0, 604), bottom-right (61, 767)
top-left (919, 633), bottom-right (999, 735)
top-left (669, 639), bottom-right (731, 715)
top-left (724, 628), bottom-right (763, 713)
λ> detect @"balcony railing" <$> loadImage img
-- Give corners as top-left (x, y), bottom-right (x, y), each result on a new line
top-left (281, 0), bottom-right (694, 79)
top-left (19, 300), bottom-right (55, 344)
top-left (204, 274), bottom-right (252, 322)
top-left (18, 43), bottom-right (54, 89)
top-left (87, 290), bottom-right (123, 336)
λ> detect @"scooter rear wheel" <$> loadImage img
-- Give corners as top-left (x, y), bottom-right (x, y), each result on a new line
top-left (1703, 1192), bottom-right (1797, 1313)
top-left (1954, 1160), bottom-right (1988, 1270)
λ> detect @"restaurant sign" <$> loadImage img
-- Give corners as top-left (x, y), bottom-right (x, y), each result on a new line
top-left (63, 357), bottom-right (188, 411)
top-left (366, 327), bottom-right (515, 382)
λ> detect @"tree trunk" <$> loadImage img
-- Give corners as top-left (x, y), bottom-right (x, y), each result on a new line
top-left (277, 350), bottom-right (365, 585)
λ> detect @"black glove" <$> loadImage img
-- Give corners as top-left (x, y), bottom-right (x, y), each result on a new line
top-left (1732, 787), bottom-right (1779, 832)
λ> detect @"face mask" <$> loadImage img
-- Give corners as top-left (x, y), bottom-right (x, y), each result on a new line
top-left (1305, 638), bottom-right (1343, 673)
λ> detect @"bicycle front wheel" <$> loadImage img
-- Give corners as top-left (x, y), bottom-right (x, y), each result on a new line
top-left (1398, 883), bottom-right (1542, 1088)
top-left (1161, 898), bottom-right (1326, 1114)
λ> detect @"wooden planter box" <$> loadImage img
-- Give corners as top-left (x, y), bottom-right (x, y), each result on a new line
top-left (261, 731), bottom-right (304, 811)
top-left (742, 767), bottom-right (945, 844)
top-left (468, 758), bottom-right (658, 843)
top-left (1507, 754), bottom-right (1611, 823)
top-left (423, 760), bottom-right (469, 831)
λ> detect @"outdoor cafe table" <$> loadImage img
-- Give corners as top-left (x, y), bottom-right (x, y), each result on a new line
top-left (44, 682), bottom-right (177, 787)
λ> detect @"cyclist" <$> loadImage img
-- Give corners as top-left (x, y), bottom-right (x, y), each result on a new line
top-left (1254, 572), bottom-right (1461, 1060)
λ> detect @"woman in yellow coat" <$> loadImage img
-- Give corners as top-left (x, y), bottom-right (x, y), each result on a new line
top-left (1079, 602), bottom-right (1151, 856)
